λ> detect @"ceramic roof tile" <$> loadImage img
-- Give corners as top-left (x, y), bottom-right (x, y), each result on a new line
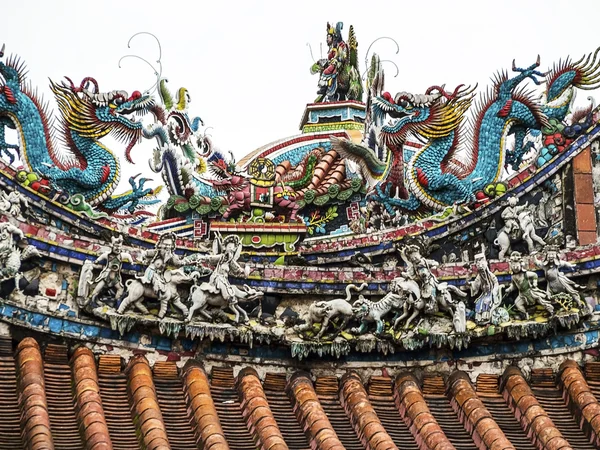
top-left (96, 355), bottom-right (139, 449)
top-left (0, 337), bottom-right (23, 447)
top-left (502, 367), bottom-right (573, 450)
top-left (16, 338), bottom-right (55, 450)
top-left (238, 367), bottom-right (288, 450)
top-left (127, 355), bottom-right (171, 450)
top-left (559, 360), bottom-right (600, 446)
top-left (340, 372), bottom-right (398, 450)
top-left (393, 373), bottom-right (456, 450)
top-left (287, 372), bottom-right (345, 450)
top-left (152, 361), bottom-right (198, 449)
top-left (4, 336), bottom-right (600, 449)
top-left (447, 371), bottom-right (514, 450)
top-left (71, 346), bottom-right (113, 450)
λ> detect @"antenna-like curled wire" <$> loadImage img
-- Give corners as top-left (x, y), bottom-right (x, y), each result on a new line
top-left (361, 60), bottom-right (400, 80)
top-left (118, 32), bottom-right (163, 95)
top-left (364, 36), bottom-right (399, 72)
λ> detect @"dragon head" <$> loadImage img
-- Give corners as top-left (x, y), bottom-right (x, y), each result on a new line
top-left (51, 77), bottom-right (154, 164)
top-left (208, 152), bottom-right (248, 193)
top-left (373, 85), bottom-right (474, 147)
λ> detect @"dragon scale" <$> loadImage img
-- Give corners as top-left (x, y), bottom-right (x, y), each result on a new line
top-left (0, 52), bottom-right (157, 212)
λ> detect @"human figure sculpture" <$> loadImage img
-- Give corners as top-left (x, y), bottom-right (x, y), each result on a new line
top-left (118, 233), bottom-right (193, 318)
top-left (534, 245), bottom-right (590, 313)
top-left (504, 251), bottom-right (554, 320)
top-left (468, 251), bottom-right (501, 325)
top-left (400, 245), bottom-right (441, 314)
top-left (186, 233), bottom-right (259, 323)
top-left (84, 235), bottom-right (132, 306)
top-left (0, 189), bottom-right (29, 220)
top-left (0, 220), bottom-right (39, 291)
top-left (495, 196), bottom-right (546, 259)
top-left (310, 22), bottom-right (361, 103)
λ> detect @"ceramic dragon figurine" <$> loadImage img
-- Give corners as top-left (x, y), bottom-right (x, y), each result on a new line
top-left (145, 78), bottom-right (210, 198)
top-left (334, 48), bottom-right (600, 213)
top-left (0, 48), bottom-right (159, 214)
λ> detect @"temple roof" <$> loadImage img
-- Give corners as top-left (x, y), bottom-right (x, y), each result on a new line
top-left (2, 335), bottom-right (600, 450)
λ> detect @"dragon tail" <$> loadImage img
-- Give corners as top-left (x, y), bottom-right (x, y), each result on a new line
top-left (546, 46), bottom-right (600, 103)
top-left (344, 282), bottom-right (369, 301)
top-left (330, 136), bottom-right (387, 188)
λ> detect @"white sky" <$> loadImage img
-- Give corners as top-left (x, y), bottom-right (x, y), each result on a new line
top-left (4, 0), bottom-right (600, 196)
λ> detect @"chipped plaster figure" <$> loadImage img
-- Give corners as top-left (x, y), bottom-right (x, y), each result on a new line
top-left (535, 245), bottom-right (591, 313)
top-left (495, 197), bottom-right (546, 259)
top-left (453, 301), bottom-right (467, 333)
top-left (77, 260), bottom-right (95, 300)
top-left (401, 245), bottom-right (441, 314)
top-left (0, 220), bottom-right (40, 291)
top-left (295, 283), bottom-right (367, 340)
top-left (352, 280), bottom-right (408, 335)
top-left (118, 233), bottom-right (192, 318)
top-left (186, 234), bottom-right (258, 323)
top-left (86, 235), bottom-right (132, 306)
top-left (0, 189), bottom-right (29, 220)
top-left (468, 251), bottom-right (501, 325)
top-left (187, 283), bottom-right (263, 324)
top-left (504, 251), bottom-right (554, 320)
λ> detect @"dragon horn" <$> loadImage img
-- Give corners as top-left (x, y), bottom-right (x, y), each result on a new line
top-left (512, 59), bottom-right (517, 71)
top-left (64, 76), bottom-right (76, 90)
top-left (0, 44), bottom-right (5, 58)
top-left (536, 54), bottom-right (541, 67)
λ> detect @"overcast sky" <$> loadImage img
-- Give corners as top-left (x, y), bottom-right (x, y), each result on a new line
top-left (4, 0), bottom-right (600, 195)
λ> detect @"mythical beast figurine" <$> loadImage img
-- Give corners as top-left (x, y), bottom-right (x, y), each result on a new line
top-left (295, 283), bottom-right (368, 340)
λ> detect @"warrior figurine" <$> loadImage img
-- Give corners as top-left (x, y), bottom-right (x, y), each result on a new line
top-left (201, 233), bottom-right (243, 303)
top-left (310, 22), bottom-right (361, 103)
top-left (504, 251), bottom-right (554, 320)
top-left (401, 245), bottom-right (440, 314)
top-left (87, 235), bottom-right (132, 306)
top-left (468, 251), bottom-right (501, 325)
top-left (534, 245), bottom-right (591, 313)
top-left (139, 232), bottom-right (186, 295)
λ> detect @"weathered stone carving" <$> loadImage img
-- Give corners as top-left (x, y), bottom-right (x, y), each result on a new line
top-left (118, 268), bottom-right (196, 318)
top-left (0, 189), bottom-right (29, 220)
top-left (80, 235), bottom-right (132, 307)
top-left (352, 288), bottom-right (404, 335)
top-left (295, 283), bottom-right (367, 339)
top-left (187, 283), bottom-right (263, 324)
top-left (400, 245), bottom-right (467, 318)
top-left (186, 234), bottom-right (262, 323)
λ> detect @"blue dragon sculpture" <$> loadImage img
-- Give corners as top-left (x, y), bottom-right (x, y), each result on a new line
top-left (335, 49), bottom-right (600, 213)
top-left (0, 47), bottom-right (159, 215)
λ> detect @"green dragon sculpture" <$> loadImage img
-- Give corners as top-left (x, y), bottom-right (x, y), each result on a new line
top-left (0, 47), bottom-right (159, 215)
